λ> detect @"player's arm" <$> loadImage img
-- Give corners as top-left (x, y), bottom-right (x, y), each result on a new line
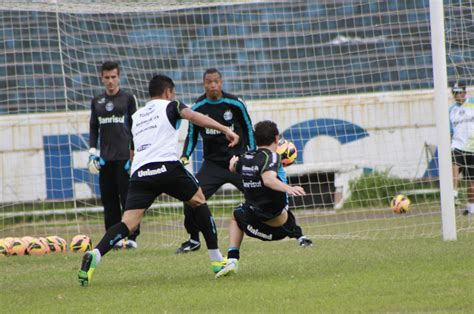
top-left (181, 120), bottom-right (200, 164)
top-left (89, 99), bottom-right (99, 149)
top-left (180, 107), bottom-right (239, 147)
top-left (236, 97), bottom-right (255, 150)
top-left (262, 170), bottom-right (305, 196)
top-left (229, 155), bottom-right (241, 173)
top-left (260, 151), bottom-right (305, 196)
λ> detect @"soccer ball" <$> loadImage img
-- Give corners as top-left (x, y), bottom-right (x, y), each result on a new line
top-left (27, 238), bottom-right (48, 256)
top-left (277, 139), bottom-right (298, 167)
top-left (0, 239), bottom-right (9, 257)
top-left (45, 236), bottom-right (62, 253)
top-left (390, 194), bottom-right (411, 214)
top-left (70, 235), bottom-right (92, 253)
top-left (9, 238), bottom-right (27, 256)
top-left (52, 236), bottom-right (68, 252)
top-left (38, 237), bottom-right (51, 254)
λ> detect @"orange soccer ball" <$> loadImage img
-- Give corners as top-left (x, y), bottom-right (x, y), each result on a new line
top-left (390, 194), bottom-right (411, 214)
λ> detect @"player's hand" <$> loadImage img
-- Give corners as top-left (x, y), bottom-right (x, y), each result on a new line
top-left (180, 156), bottom-right (189, 166)
top-left (124, 160), bottom-right (131, 175)
top-left (229, 155), bottom-right (239, 172)
top-left (286, 185), bottom-right (306, 196)
top-left (87, 148), bottom-right (103, 174)
top-left (224, 128), bottom-right (240, 147)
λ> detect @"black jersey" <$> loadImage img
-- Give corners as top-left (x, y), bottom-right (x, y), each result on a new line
top-left (89, 89), bottom-right (137, 161)
top-left (236, 148), bottom-right (287, 220)
top-left (181, 91), bottom-right (254, 167)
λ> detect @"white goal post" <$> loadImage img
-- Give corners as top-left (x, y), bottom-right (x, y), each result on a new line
top-left (1, 0), bottom-right (473, 247)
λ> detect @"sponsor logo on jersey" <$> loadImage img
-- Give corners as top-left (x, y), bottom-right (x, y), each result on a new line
top-left (105, 101), bottom-right (114, 112)
top-left (137, 164), bottom-right (167, 177)
top-left (243, 180), bottom-right (262, 188)
top-left (98, 115), bottom-right (125, 124)
top-left (242, 165), bottom-right (259, 172)
top-left (223, 110), bottom-right (233, 121)
top-left (137, 144), bottom-right (151, 152)
top-left (246, 225), bottom-right (272, 240)
top-left (205, 124), bottom-right (234, 135)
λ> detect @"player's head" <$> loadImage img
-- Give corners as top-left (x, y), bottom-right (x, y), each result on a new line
top-left (203, 68), bottom-right (223, 101)
top-left (149, 74), bottom-right (176, 100)
top-left (101, 61), bottom-right (120, 95)
top-left (254, 120), bottom-right (279, 147)
top-left (452, 81), bottom-right (467, 104)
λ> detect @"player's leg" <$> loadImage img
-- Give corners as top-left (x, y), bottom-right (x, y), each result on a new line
top-left (78, 209), bottom-right (144, 287)
top-left (78, 171), bottom-right (156, 287)
top-left (274, 210), bottom-right (312, 247)
top-left (215, 210), bottom-right (244, 278)
top-left (177, 161), bottom-right (225, 253)
top-left (99, 162), bottom-right (122, 231)
top-left (186, 188), bottom-right (227, 272)
top-left (463, 152), bottom-right (474, 215)
top-left (117, 160), bottom-right (139, 248)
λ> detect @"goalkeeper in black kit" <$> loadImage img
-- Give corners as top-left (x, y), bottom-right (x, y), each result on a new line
top-left (177, 68), bottom-right (255, 253)
top-left (88, 61), bottom-right (140, 249)
top-left (215, 120), bottom-right (312, 278)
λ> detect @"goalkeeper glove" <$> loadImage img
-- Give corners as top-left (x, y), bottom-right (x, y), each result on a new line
top-left (87, 148), bottom-right (105, 174)
top-left (124, 160), bottom-right (131, 174)
top-left (180, 156), bottom-right (189, 166)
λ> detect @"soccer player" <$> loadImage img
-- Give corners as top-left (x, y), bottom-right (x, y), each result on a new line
top-left (88, 61), bottom-right (140, 249)
top-left (449, 80), bottom-right (474, 215)
top-left (78, 74), bottom-right (240, 287)
top-left (215, 120), bottom-right (312, 278)
top-left (177, 68), bottom-right (255, 254)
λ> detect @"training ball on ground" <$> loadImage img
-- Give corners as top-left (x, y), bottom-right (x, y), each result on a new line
top-left (27, 238), bottom-right (48, 256)
top-left (0, 240), bottom-right (9, 257)
top-left (70, 235), bottom-right (92, 253)
top-left (9, 238), bottom-right (27, 256)
top-left (390, 194), bottom-right (411, 214)
top-left (277, 139), bottom-right (297, 167)
top-left (45, 236), bottom-right (62, 253)
top-left (53, 236), bottom-right (68, 252)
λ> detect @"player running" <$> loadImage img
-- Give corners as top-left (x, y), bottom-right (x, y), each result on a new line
top-left (78, 74), bottom-right (239, 287)
top-left (215, 120), bottom-right (312, 278)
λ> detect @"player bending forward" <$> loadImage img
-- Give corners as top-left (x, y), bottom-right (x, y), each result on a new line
top-left (78, 74), bottom-right (239, 287)
top-left (215, 120), bottom-right (312, 278)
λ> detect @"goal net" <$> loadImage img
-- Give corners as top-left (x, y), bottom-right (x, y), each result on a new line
top-left (1, 0), bottom-right (473, 249)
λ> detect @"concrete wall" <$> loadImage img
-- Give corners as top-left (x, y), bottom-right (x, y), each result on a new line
top-left (0, 89), bottom-right (444, 203)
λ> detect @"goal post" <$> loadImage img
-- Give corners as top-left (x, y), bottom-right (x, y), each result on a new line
top-left (1, 0), bottom-right (473, 247)
top-left (429, 0), bottom-right (456, 241)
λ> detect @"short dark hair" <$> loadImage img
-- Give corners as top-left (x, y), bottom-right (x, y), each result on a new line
top-left (203, 68), bottom-right (222, 80)
top-left (452, 80), bottom-right (467, 94)
top-left (254, 120), bottom-right (279, 146)
top-left (149, 74), bottom-right (175, 98)
top-left (101, 61), bottom-right (120, 75)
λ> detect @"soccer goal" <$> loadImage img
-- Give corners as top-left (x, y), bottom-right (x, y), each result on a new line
top-left (1, 0), bottom-right (473, 248)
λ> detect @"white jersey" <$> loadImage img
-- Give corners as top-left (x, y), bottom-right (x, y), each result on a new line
top-left (449, 97), bottom-right (474, 152)
top-left (130, 99), bottom-right (181, 174)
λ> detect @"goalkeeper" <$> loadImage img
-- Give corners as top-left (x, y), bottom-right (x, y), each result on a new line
top-left (449, 80), bottom-right (474, 216)
top-left (78, 74), bottom-right (240, 287)
top-left (177, 68), bottom-right (255, 254)
top-left (88, 61), bottom-right (140, 249)
top-left (215, 120), bottom-right (312, 278)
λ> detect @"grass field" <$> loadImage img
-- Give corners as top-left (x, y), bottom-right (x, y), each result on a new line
top-left (1, 232), bottom-right (473, 313)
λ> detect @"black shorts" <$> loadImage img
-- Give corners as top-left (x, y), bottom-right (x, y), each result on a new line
top-left (452, 148), bottom-right (474, 180)
top-left (233, 203), bottom-right (293, 241)
top-left (125, 161), bottom-right (199, 210)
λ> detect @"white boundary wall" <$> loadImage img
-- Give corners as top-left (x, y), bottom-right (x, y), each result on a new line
top-left (0, 89), bottom-right (447, 203)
